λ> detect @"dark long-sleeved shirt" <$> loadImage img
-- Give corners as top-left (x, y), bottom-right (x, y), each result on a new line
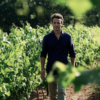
top-left (41, 30), bottom-right (76, 74)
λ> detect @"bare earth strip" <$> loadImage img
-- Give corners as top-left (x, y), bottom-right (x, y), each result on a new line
top-left (29, 83), bottom-right (100, 100)
top-left (29, 61), bottom-right (100, 100)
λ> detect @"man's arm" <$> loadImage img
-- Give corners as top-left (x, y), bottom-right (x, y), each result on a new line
top-left (41, 57), bottom-right (46, 80)
top-left (70, 57), bottom-right (76, 67)
top-left (68, 35), bottom-right (76, 67)
top-left (40, 35), bottom-right (48, 80)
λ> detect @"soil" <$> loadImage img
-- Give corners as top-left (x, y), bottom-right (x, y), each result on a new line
top-left (29, 61), bottom-right (100, 100)
top-left (29, 83), bottom-right (100, 100)
top-left (29, 60), bottom-right (100, 100)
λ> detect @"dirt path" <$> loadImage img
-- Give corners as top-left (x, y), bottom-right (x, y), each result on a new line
top-left (29, 83), bottom-right (100, 100)
top-left (29, 60), bottom-right (100, 100)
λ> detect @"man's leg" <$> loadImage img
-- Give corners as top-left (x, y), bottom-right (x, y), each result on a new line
top-left (58, 82), bottom-right (66, 100)
top-left (48, 75), bottom-right (58, 100)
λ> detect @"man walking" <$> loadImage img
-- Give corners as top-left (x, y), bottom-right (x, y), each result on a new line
top-left (40, 13), bottom-right (76, 100)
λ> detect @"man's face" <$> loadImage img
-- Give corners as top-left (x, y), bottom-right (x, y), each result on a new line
top-left (52, 18), bottom-right (63, 32)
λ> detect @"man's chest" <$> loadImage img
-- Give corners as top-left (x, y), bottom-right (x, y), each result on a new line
top-left (46, 36), bottom-right (69, 49)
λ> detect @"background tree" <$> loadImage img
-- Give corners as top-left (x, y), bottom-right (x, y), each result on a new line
top-left (75, 7), bottom-right (100, 27)
top-left (1, 0), bottom-right (100, 34)
top-left (0, 0), bottom-right (75, 33)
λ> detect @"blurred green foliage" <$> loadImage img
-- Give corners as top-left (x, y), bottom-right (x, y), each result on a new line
top-left (56, 0), bottom-right (100, 15)
top-left (47, 61), bottom-right (100, 92)
top-left (0, 0), bottom-right (74, 33)
top-left (82, 7), bottom-right (100, 26)
top-left (0, 0), bottom-right (100, 33)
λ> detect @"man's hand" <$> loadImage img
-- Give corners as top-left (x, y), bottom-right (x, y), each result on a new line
top-left (41, 57), bottom-right (46, 80)
top-left (70, 57), bottom-right (76, 67)
top-left (41, 69), bottom-right (45, 80)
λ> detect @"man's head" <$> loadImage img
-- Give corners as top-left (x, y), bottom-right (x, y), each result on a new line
top-left (51, 13), bottom-right (64, 23)
top-left (51, 13), bottom-right (63, 32)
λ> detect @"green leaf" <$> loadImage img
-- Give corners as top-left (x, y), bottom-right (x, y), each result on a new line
top-left (66, 0), bottom-right (93, 16)
top-left (53, 61), bottom-right (66, 72)
top-left (6, 91), bottom-right (10, 96)
top-left (55, 0), bottom-right (93, 16)
top-left (73, 69), bottom-right (100, 92)
top-left (2, 54), bottom-right (5, 60)
top-left (47, 74), bottom-right (54, 83)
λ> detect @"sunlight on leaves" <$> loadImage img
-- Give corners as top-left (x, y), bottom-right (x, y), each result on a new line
top-left (67, 0), bottom-right (93, 16)
top-left (55, 0), bottom-right (93, 16)
top-left (35, 6), bottom-right (44, 16)
top-left (54, 0), bottom-right (67, 6)
top-left (47, 74), bottom-right (54, 83)
top-left (53, 61), bottom-right (66, 72)
top-left (15, 0), bottom-right (30, 16)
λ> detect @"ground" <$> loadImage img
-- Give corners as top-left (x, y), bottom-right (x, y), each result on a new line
top-left (29, 60), bottom-right (100, 100)
top-left (29, 83), bottom-right (100, 100)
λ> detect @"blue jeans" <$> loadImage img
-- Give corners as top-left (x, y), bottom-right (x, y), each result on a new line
top-left (48, 75), bottom-right (66, 100)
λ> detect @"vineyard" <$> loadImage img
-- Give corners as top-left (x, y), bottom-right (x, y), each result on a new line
top-left (0, 23), bottom-right (100, 100)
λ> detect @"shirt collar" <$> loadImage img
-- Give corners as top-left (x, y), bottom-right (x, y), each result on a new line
top-left (51, 30), bottom-right (64, 35)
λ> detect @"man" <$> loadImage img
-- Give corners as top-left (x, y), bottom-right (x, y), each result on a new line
top-left (40, 13), bottom-right (76, 100)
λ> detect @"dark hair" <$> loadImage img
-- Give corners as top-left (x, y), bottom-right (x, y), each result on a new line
top-left (51, 13), bottom-right (64, 23)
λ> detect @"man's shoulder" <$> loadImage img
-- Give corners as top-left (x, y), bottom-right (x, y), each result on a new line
top-left (44, 31), bottom-right (53, 38)
top-left (62, 31), bottom-right (71, 37)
